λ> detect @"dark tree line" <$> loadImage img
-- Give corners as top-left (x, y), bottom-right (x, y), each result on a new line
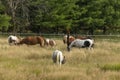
top-left (0, 0), bottom-right (120, 35)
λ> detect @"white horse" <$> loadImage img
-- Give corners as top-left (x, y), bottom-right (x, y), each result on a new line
top-left (52, 50), bottom-right (66, 66)
top-left (68, 39), bottom-right (94, 51)
top-left (45, 38), bottom-right (56, 47)
top-left (8, 35), bottom-right (20, 45)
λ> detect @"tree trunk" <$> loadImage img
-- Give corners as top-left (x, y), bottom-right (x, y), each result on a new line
top-left (7, 0), bottom-right (21, 35)
top-left (67, 29), bottom-right (70, 51)
top-left (12, 11), bottom-right (16, 35)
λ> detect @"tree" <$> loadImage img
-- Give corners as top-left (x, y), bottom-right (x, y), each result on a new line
top-left (76, 0), bottom-right (120, 34)
top-left (29, 0), bottom-right (78, 33)
top-left (0, 0), bottom-right (11, 32)
top-left (0, 0), bottom-right (120, 34)
top-left (76, 0), bottom-right (105, 35)
top-left (1, 0), bottom-right (30, 33)
top-left (6, 0), bottom-right (21, 34)
top-left (101, 0), bottom-right (120, 34)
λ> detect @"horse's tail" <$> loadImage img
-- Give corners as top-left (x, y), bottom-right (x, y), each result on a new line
top-left (53, 40), bottom-right (56, 46)
top-left (43, 38), bottom-right (48, 46)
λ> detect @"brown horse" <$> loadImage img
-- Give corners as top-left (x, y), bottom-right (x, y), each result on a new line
top-left (63, 35), bottom-right (75, 44)
top-left (17, 36), bottom-right (45, 47)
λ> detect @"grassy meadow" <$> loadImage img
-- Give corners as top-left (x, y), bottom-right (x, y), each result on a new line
top-left (0, 36), bottom-right (120, 80)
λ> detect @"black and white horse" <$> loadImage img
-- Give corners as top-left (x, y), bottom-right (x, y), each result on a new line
top-left (68, 39), bottom-right (94, 51)
top-left (52, 50), bottom-right (66, 66)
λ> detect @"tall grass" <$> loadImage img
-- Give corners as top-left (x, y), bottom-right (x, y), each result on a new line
top-left (0, 37), bottom-right (120, 80)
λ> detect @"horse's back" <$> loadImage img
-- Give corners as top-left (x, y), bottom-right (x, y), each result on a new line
top-left (52, 50), bottom-right (63, 63)
top-left (22, 36), bottom-right (38, 44)
top-left (19, 36), bottom-right (45, 46)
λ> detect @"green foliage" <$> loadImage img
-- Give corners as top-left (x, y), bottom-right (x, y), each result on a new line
top-left (0, 14), bottom-right (11, 29)
top-left (29, 0), bottom-right (77, 31)
top-left (0, 0), bottom-right (120, 34)
top-left (0, 2), bottom-right (5, 12)
top-left (100, 64), bottom-right (120, 71)
top-left (0, 1), bottom-right (11, 31)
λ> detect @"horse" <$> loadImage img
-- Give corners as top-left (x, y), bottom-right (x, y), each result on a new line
top-left (63, 35), bottom-right (75, 44)
top-left (68, 39), bottom-right (94, 51)
top-left (17, 36), bottom-right (45, 47)
top-left (52, 50), bottom-right (66, 66)
top-left (8, 35), bottom-right (21, 45)
top-left (45, 38), bottom-right (56, 47)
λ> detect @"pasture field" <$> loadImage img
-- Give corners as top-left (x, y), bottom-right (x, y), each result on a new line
top-left (0, 37), bottom-right (120, 80)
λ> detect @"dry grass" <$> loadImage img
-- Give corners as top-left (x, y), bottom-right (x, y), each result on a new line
top-left (0, 37), bottom-right (120, 80)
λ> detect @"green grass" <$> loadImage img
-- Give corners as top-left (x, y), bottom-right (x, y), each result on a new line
top-left (100, 64), bottom-right (120, 71)
top-left (0, 37), bottom-right (120, 80)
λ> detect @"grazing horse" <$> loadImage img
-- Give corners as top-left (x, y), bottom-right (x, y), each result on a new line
top-left (8, 35), bottom-right (21, 45)
top-left (63, 35), bottom-right (75, 44)
top-left (17, 36), bottom-right (45, 47)
top-left (68, 39), bottom-right (94, 51)
top-left (45, 38), bottom-right (56, 47)
top-left (52, 50), bottom-right (66, 66)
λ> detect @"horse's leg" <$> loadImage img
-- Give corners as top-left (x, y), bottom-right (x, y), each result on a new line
top-left (14, 41), bottom-right (17, 45)
top-left (40, 41), bottom-right (44, 47)
top-left (88, 45), bottom-right (93, 50)
top-left (90, 46), bottom-right (94, 50)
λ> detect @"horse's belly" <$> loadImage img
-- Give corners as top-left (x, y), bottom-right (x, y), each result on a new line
top-left (75, 42), bottom-right (84, 48)
top-left (25, 40), bottom-right (38, 45)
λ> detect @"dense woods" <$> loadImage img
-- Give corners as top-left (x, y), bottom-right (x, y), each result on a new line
top-left (0, 0), bottom-right (120, 35)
